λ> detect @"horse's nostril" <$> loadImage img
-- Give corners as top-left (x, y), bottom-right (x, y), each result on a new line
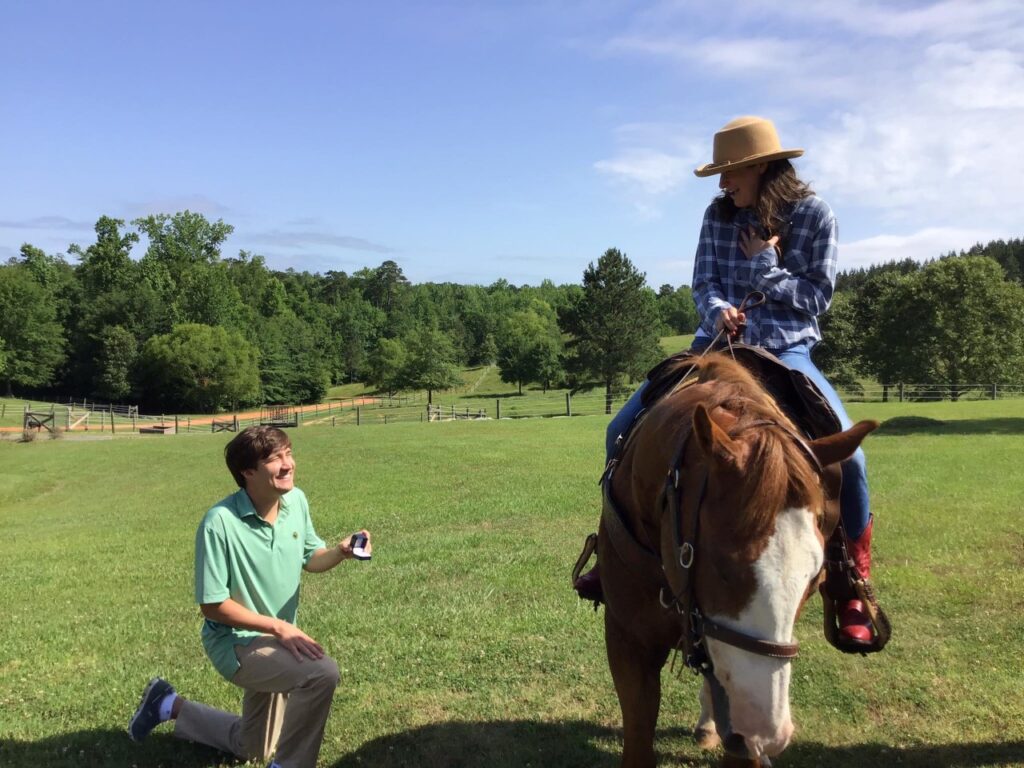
top-left (723, 732), bottom-right (755, 759)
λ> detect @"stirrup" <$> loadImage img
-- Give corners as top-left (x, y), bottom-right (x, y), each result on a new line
top-left (821, 577), bottom-right (891, 654)
top-left (571, 533), bottom-right (602, 608)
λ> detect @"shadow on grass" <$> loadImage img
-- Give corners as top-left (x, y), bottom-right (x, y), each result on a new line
top-left (328, 719), bottom-right (623, 768)
top-left (0, 728), bottom-right (229, 768)
top-left (784, 739), bottom-right (1024, 768)
top-left (327, 722), bottom-right (1024, 768)
top-left (3, 724), bottom-right (1020, 768)
top-left (875, 416), bottom-right (1024, 436)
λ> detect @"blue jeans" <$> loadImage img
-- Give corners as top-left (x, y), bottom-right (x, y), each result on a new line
top-left (605, 342), bottom-right (871, 539)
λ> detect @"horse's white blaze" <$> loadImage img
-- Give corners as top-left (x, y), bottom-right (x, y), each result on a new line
top-left (705, 505), bottom-right (823, 759)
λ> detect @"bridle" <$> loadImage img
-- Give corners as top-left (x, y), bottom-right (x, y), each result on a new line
top-left (652, 290), bottom-right (826, 670)
top-left (659, 414), bottom-right (825, 673)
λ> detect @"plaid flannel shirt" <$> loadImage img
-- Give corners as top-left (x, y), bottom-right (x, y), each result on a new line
top-left (691, 194), bottom-right (838, 351)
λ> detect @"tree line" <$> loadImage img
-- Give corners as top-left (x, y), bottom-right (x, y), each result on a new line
top-left (0, 212), bottom-right (695, 412)
top-left (2, 211), bottom-right (1021, 412)
top-left (817, 238), bottom-right (1024, 399)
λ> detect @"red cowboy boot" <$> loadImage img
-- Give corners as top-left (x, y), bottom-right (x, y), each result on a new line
top-left (839, 519), bottom-right (873, 644)
top-left (574, 563), bottom-right (603, 603)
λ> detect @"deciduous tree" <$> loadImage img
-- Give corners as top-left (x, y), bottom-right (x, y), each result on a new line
top-left (93, 325), bottom-right (137, 401)
top-left (0, 264), bottom-right (66, 396)
top-left (138, 323), bottom-right (260, 412)
top-left (365, 337), bottom-right (408, 397)
top-left (401, 326), bottom-right (461, 404)
top-left (865, 256), bottom-right (1024, 398)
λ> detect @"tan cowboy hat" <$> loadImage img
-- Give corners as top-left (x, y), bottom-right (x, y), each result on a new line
top-left (693, 116), bottom-right (803, 177)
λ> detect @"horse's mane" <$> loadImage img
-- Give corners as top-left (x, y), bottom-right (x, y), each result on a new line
top-left (677, 354), bottom-right (825, 537)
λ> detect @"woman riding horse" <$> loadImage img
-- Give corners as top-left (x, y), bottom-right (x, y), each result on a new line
top-left (579, 116), bottom-right (877, 648)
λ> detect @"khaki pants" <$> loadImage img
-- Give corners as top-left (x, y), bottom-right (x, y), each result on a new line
top-left (174, 636), bottom-right (340, 768)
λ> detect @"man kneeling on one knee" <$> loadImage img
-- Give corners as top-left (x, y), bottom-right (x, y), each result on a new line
top-left (128, 425), bottom-right (373, 768)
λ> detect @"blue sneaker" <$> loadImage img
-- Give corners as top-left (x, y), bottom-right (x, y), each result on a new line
top-left (128, 677), bottom-right (175, 742)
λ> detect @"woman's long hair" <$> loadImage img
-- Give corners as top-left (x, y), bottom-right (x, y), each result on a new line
top-left (713, 159), bottom-right (813, 241)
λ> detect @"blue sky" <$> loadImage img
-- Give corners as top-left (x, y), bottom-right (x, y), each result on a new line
top-left (2, 1), bottom-right (1022, 288)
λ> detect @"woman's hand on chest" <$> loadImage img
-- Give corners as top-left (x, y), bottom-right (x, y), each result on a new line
top-left (738, 226), bottom-right (780, 261)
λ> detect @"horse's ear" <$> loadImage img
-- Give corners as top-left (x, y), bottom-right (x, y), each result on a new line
top-left (693, 403), bottom-right (742, 469)
top-left (810, 420), bottom-right (880, 467)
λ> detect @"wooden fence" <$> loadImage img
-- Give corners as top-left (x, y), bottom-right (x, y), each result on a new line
top-left (8, 380), bottom-right (1024, 437)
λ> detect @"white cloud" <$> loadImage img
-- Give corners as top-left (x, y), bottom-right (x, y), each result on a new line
top-left (605, 34), bottom-right (801, 74)
top-left (774, 0), bottom-right (1022, 43)
top-left (841, 227), bottom-right (1008, 270)
top-left (592, 122), bottom-right (708, 217)
top-left (596, 1), bottom-right (1024, 254)
top-left (594, 148), bottom-right (690, 196)
top-left (918, 43), bottom-right (1024, 110)
top-left (805, 39), bottom-right (1024, 229)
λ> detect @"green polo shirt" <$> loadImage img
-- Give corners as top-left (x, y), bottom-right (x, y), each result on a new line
top-left (195, 487), bottom-right (326, 680)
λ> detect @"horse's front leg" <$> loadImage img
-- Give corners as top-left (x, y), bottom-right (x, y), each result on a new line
top-left (694, 676), bottom-right (721, 749)
top-left (605, 613), bottom-right (670, 768)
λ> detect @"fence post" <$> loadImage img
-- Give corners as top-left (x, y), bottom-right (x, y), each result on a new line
top-left (332, 417), bottom-right (336, 427)
top-left (67, 406), bottom-right (71, 429)
top-left (898, 383), bottom-right (904, 403)
top-left (187, 416), bottom-right (192, 432)
top-left (496, 400), bottom-right (501, 420)
top-left (992, 383), bottom-right (997, 400)
top-left (356, 407), bottom-right (361, 426)
top-left (565, 392), bottom-right (572, 417)
top-left (175, 415), bottom-right (180, 434)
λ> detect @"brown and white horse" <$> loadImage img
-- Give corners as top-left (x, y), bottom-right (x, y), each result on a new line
top-left (600, 353), bottom-right (877, 767)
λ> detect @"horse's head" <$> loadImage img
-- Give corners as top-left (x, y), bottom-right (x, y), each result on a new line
top-left (687, 401), bottom-right (877, 763)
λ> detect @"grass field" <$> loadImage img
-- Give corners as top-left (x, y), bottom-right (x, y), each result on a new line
top-left (1, 401), bottom-right (1023, 768)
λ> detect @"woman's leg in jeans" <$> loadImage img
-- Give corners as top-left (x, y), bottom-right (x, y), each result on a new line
top-left (605, 381), bottom-right (648, 463)
top-left (578, 380), bottom-right (648, 600)
top-left (775, 343), bottom-right (871, 539)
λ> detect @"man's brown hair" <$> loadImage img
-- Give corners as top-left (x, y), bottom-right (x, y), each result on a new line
top-left (224, 426), bottom-right (292, 488)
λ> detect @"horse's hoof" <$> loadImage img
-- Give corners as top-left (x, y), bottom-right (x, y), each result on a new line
top-left (693, 725), bottom-right (721, 749)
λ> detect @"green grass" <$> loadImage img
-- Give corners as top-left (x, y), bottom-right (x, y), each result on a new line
top-left (660, 334), bottom-right (695, 356)
top-left (1, 401), bottom-right (1023, 768)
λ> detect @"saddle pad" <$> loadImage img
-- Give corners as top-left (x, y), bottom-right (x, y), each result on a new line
top-left (643, 343), bottom-right (843, 440)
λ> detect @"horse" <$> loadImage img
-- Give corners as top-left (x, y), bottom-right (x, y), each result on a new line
top-left (598, 352), bottom-right (878, 768)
